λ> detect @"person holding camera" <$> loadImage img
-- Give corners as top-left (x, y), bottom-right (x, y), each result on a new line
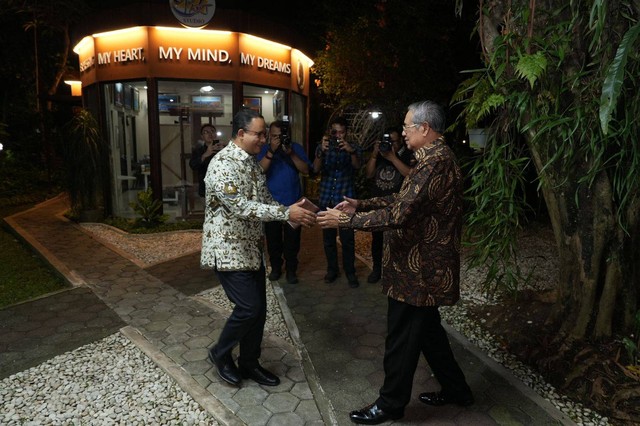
top-left (189, 123), bottom-right (227, 197)
top-left (258, 119), bottom-right (313, 284)
top-left (364, 127), bottom-right (415, 283)
top-left (313, 116), bottom-right (362, 288)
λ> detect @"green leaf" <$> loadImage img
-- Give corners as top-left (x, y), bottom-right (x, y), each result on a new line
top-left (515, 52), bottom-right (547, 89)
top-left (599, 21), bottom-right (640, 135)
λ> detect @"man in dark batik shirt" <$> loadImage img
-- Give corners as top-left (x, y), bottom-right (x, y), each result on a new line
top-left (318, 100), bottom-right (473, 425)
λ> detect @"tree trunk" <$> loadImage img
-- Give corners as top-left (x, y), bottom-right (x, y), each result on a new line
top-left (480, 0), bottom-right (640, 344)
top-left (530, 147), bottom-right (638, 342)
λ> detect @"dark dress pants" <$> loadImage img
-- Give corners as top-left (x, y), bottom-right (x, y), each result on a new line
top-left (265, 221), bottom-right (301, 273)
top-left (213, 264), bottom-right (267, 369)
top-left (370, 230), bottom-right (383, 271)
top-left (322, 227), bottom-right (356, 275)
top-left (376, 298), bottom-right (472, 413)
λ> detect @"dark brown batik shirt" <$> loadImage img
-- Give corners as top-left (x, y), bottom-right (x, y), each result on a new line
top-left (339, 140), bottom-right (463, 307)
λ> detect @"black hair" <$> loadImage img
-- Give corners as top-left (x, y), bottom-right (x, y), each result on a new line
top-left (232, 109), bottom-right (263, 138)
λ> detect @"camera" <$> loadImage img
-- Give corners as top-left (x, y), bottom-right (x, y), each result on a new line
top-left (379, 133), bottom-right (392, 153)
top-left (280, 115), bottom-right (291, 147)
top-left (329, 129), bottom-right (340, 150)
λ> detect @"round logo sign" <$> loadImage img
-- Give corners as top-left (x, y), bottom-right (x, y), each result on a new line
top-left (170, 0), bottom-right (216, 28)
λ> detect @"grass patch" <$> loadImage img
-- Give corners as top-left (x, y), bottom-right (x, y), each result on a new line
top-left (0, 229), bottom-right (69, 308)
top-left (0, 185), bottom-right (201, 309)
top-left (1, 201), bottom-right (69, 309)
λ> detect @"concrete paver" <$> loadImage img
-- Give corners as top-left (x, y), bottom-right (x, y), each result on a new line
top-left (0, 195), bottom-right (575, 425)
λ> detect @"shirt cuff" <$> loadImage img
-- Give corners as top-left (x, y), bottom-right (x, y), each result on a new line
top-left (338, 212), bottom-right (352, 226)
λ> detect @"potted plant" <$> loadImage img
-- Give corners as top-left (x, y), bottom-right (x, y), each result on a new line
top-left (64, 109), bottom-right (104, 221)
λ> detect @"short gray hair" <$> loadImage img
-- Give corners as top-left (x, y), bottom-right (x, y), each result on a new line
top-left (407, 101), bottom-right (446, 134)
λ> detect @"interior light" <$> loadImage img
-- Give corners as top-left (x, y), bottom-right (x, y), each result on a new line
top-left (200, 85), bottom-right (214, 93)
top-left (370, 111), bottom-right (382, 119)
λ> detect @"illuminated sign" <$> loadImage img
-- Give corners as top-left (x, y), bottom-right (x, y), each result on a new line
top-left (73, 27), bottom-right (314, 94)
top-left (170, 0), bottom-right (216, 28)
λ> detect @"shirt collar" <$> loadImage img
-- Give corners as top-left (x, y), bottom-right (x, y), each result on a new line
top-left (414, 136), bottom-right (445, 161)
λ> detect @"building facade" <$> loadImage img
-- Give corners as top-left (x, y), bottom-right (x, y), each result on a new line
top-left (72, 2), bottom-right (313, 220)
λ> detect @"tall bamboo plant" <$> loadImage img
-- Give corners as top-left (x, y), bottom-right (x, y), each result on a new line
top-left (452, 0), bottom-right (640, 339)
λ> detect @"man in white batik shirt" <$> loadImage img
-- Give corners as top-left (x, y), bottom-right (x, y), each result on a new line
top-left (201, 109), bottom-right (315, 388)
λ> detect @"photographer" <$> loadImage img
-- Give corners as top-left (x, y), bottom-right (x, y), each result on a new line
top-left (189, 124), bottom-right (227, 197)
top-left (364, 127), bottom-right (414, 283)
top-left (258, 119), bottom-right (312, 284)
top-left (312, 116), bottom-right (362, 288)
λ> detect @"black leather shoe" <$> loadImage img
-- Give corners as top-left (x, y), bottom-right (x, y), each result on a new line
top-left (268, 269), bottom-right (281, 281)
top-left (286, 271), bottom-right (299, 284)
top-left (367, 269), bottom-right (381, 283)
top-left (418, 391), bottom-right (474, 407)
top-left (347, 274), bottom-right (360, 288)
top-left (208, 348), bottom-right (241, 386)
top-left (239, 365), bottom-right (281, 386)
top-left (349, 403), bottom-right (403, 425)
top-left (324, 271), bottom-right (338, 283)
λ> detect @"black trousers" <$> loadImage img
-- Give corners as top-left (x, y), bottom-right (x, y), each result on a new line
top-left (376, 298), bottom-right (472, 413)
top-left (370, 230), bottom-right (383, 271)
top-left (213, 264), bottom-right (267, 369)
top-left (322, 227), bottom-right (356, 275)
top-left (265, 221), bottom-right (301, 273)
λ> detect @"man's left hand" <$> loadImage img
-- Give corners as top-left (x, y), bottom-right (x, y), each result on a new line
top-left (379, 148), bottom-right (394, 160)
top-left (339, 140), bottom-right (355, 154)
top-left (316, 208), bottom-right (342, 228)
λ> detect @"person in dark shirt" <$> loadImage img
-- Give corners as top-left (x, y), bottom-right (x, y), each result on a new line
top-left (189, 124), bottom-right (227, 197)
top-left (364, 127), bottom-right (414, 283)
top-left (312, 116), bottom-right (362, 288)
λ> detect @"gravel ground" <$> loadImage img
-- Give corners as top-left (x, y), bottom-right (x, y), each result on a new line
top-left (0, 333), bottom-right (217, 425)
top-left (0, 223), bottom-right (607, 425)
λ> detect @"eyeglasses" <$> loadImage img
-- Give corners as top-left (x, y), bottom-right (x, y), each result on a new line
top-left (402, 123), bottom-right (420, 131)
top-left (202, 129), bottom-right (216, 135)
top-left (244, 130), bottom-right (267, 139)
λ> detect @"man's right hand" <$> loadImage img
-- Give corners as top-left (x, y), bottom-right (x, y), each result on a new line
top-left (288, 200), bottom-right (317, 228)
top-left (204, 142), bottom-right (225, 159)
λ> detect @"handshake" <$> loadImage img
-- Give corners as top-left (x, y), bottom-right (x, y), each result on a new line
top-left (288, 197), bottom-right (357, 229)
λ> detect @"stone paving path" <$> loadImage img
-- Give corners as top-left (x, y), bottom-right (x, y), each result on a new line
top-left (3, 197), bottom-right (324, 425)
top-left (1, 195), bottom-right (576, 425)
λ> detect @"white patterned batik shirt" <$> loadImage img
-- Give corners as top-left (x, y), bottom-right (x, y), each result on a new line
top-left (200, 141), bottom-right (289, 271)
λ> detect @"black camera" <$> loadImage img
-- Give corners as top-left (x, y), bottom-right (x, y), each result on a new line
top-left (379, 133), bottom-right (392, 153)
top-left (281, 116), bottom-right (291, 146)
top-left (329, 129), bottom-right (340, 149)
